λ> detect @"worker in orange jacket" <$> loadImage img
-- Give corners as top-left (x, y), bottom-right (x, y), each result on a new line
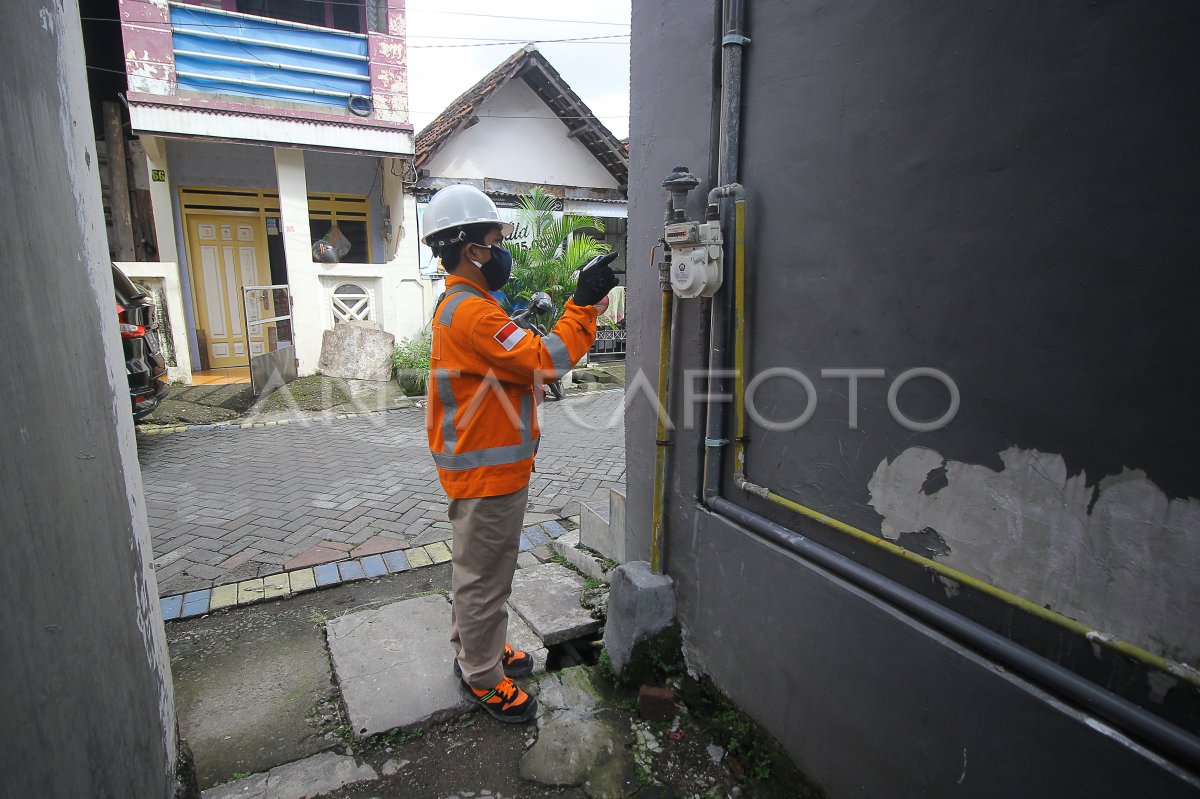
top-left (421, 185), bottom-right (618, 723)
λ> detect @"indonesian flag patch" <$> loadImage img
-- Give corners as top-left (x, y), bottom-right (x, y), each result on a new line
top-left (493, 320), bottom-right (528, 351)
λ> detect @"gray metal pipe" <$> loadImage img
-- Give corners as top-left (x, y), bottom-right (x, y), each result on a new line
top-left (702, 0), bottom-right (751, 503)
top-left (706, 495), bottom-right (1200, 772)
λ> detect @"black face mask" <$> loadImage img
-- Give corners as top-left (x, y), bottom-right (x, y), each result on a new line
top-left (471, 245), bottom-right (513, 291)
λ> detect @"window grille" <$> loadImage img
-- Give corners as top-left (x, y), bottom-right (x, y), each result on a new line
top-left (332, 282), bottom-right (371, 322)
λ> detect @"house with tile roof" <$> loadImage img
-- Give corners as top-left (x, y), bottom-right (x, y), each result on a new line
top-left (413, 45), bottom-right (630, 283)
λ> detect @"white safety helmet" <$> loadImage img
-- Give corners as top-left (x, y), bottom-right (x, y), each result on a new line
top-left (420, 184), bottom-right (514, 248)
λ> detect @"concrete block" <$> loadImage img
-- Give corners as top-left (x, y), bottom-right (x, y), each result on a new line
top-left (264, 751), bottom-right (376, 799)
top-left (261, 573), bottom-right (289, 600)
top-left (516, 551), bottom-right (539, 569)
top-left (313, 562), bottom-right (342, 587)
top-left (338, 560), bottom-right (366, 582)
top-left (209, 583), bottom-right (238, 610)
top-left (181, 589), bottom-right (211, 618)
top-left (424, 541), bottom-right (452, 564)
top-left (542, 520), bottom-right (568, 538)
top-left (552, 531), bottom-right (611, 585)
top-left (287, 568), bottom-right (316, 593)
top-left (524, 524), bottom-right (551, 547)
top-left (582, 488), bottom-right (632, 564)
top-left (360, 554), bottom-right (387, 578)
top-left (161, 595), bottom-right (183, 620)
top-left (317, 321), bottom-right (395, 382)
top-left (382, 550), bottom-right (411, 573)
top-left (237, 578), bottom-right (265, 605)
top-left (610, 488), bottom-right (626, 557)
top-left (603, 562), bottom-right (676, 674)
top-left (326, 594), bottom-right (470, 736)
top-left (579, 499), bottom-right (616, 562)
top-left (508, 563), bottom-right (601, 645)
top-left (406, 547), bottom-right (433, 568)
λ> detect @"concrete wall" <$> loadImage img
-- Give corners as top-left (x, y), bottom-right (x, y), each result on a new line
top-left (0, 1), bottom-right (179, 796)
top-left (626, 0), bottom-right (1200, 795)
top-left (423, 79), bottom-right (620, 190)
top-left (116, 260), bottom-right (195, 382)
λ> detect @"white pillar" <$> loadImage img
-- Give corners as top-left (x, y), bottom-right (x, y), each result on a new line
top-left (141, 136), bottom-right (178, 264)
top-left (138, 136), bottom-right (194, 383)
top-left (274, 147), bottom-right (319, 373)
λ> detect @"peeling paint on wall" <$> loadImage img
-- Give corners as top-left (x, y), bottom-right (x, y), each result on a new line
top-left (868, 446), bottom-right (1200, 665)
top-left (127, 60), bottom-right (172, 96)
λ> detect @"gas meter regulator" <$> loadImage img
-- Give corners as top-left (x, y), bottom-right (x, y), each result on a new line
top-left (665, 220), bottom-right (723, 298)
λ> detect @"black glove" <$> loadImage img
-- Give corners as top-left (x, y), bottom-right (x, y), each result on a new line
top-left (572, 251), bottom-right (620, 306)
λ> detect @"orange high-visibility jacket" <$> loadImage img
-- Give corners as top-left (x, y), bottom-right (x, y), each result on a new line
top-left (426, 274), bottom-right (599, 499)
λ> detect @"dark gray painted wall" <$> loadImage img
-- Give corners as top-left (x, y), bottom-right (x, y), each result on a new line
top-left (733, 0), bottom-right (1200, 518)
top-left (0, 2), bottom-right (177, 796)
top-left (627, 0), bottom-right (1200, 795)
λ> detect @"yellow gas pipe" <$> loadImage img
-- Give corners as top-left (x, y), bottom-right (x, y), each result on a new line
top-left (649, 244), bottom-right (671, 574)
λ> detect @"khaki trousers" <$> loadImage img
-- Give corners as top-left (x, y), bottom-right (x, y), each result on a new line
top-left (449, 484), bottom-right (529, 689)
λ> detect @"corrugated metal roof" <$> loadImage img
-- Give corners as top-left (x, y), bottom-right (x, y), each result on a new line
top-left (414, 45), bottom-right (628, 188)
top-left (128, 101), bottom-right (414, 156)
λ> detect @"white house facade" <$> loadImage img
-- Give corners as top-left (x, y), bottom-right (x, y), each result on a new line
top-left (116, 0), bottom-right (427, 383)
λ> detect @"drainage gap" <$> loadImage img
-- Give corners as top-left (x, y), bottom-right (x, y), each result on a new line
top-left (545, 631), bottom-right (603, 671)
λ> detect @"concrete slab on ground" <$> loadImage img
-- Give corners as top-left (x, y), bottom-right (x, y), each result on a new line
top-left (169, 599), bottom-right (334, 788)
top-left (203, 751), bottom-right (377, 799)
top-left (506, 605), bottom-right (549, 676)
top-left (508, 563), bottom-right (601, 646)
top-left (327, 593), bottom-right (469, 737)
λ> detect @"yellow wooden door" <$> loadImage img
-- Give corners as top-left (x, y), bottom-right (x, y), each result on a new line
top-left (186, 215), bottom-right (270, 369)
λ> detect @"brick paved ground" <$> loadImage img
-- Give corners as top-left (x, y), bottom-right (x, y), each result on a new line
top-left (139, 390), bottom-right (626, 597)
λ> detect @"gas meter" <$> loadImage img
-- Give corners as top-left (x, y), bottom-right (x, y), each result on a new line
top-left (665, 219), bottom-right (723, 298)
top-left (661, 165), bottom-right (724, 299)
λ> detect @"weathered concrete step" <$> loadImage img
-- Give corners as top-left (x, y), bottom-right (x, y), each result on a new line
top-left (325, 593), bottom-right (548, 739)
top-left (552, 530), bottom-right (614, 585)
top-left (508, 562), bottom-right (602, 645)
top-left (580, 487), bottom-right (626, 564)
top-left (582, 497), bottom-right (610, 524)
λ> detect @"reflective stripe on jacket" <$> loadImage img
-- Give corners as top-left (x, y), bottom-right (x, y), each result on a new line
top-left (426, 274), bottom-right (599, 499)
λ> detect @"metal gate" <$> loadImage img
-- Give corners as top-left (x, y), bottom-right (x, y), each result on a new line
top-left (242, 284), bottom-right (297, 396)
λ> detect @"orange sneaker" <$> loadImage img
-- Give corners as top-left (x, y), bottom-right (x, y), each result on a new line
top-left (462, 676), bottom-right (538, 723)
top-left (452, 643), bottom-right (534, 680)
top-left (502, 643), bottom-right (534, 677)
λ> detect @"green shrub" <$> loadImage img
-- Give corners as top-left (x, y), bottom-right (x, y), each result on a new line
top-left (392, 331), bottom-right (431, 395)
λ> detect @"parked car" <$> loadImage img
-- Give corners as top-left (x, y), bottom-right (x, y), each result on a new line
top-left (112, 264), bottom-right (169, 419)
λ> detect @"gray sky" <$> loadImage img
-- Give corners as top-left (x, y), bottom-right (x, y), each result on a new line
top-left (405, 1), bottom-right (632, 139)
